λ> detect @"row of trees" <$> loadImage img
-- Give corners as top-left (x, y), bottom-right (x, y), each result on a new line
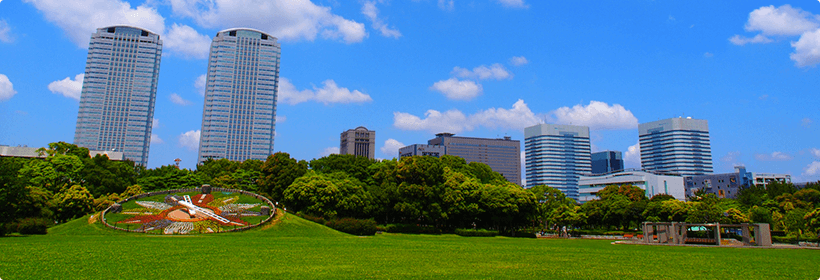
top-left (2, 141), bottom-right (819, 239)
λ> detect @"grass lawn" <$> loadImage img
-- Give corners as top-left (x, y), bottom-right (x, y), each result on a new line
top-left (0, 213), bottom-right (817, 279)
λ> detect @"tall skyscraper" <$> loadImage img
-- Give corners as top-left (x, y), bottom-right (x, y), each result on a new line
top-left (198, 28), bottom-right (281, 163)
top-left (524, 124), bottom-right (591, 200)
top-left (415, 133), bottom-right (521, 185)
top-left (639, 117), bottom-right (713, 176)
top-left (591, 151), bottom-right (624, 174)
top-left (74, 26), bottom-right (162, 167)
top-left (340, 126), bottom-right (375, 159)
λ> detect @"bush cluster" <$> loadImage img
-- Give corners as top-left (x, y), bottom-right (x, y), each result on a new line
top-left (454, 228), bottom-right (498, 237)
top-left (324, 218), bottom-right (378, 236)
top-left (17, 218), bottom-right (50, 235)
top-left (384, 224), bottom-right (442, 234)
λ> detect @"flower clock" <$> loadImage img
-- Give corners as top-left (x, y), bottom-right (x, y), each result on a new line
top-left (115, 193), bottom-right (264, 234)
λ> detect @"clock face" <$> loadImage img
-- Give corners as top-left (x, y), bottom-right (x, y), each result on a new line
top-left (110, 191), bottom-right (269, 234)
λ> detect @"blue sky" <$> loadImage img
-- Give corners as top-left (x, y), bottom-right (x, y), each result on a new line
top-left (0, 0), bottom-right (819, 183)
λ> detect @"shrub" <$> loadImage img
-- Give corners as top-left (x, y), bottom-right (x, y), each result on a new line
top-left (17, 218), bottom-right (50, 235)
top-left (297, 212), bottom-right (326, 225)
top-left (384, 224), bottom-right (441, 234)
top-left (325, 218), bottom-right (377, 236)
top-left (773, 236), bottom-right (797, 244)
top-left (0, 223), bottom-right (6, 236)
top-left (455, 228), bottom-right (498, 237)
top-left (501, 230), bottom-right (537, 238)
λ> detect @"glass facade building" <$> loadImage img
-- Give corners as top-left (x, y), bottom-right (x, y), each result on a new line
top-left (198, 28), bottom-right (281, 163)
top-left (74, 26), bottom-right (162, 167)
top-left (591, 151), bottom-right (624, 174)
top-left (639, 117), bottom-right (713, 176)
top-left (524, 124), bottom-right (591, 200)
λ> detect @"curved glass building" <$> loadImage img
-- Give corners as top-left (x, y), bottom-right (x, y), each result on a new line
top-left (74, 26), bottom-right (163, 167)
top-left (198, 28), bottom-right (281, 163)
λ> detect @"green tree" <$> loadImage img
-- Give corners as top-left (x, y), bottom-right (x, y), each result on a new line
top-left (53, 185), bottom-right (94, 222)
top-left (527, 185), bottom-right (575, 229)
top-left (283, 171), bottom-right (373, 218)
top-left (258, 152), bottom-right (308, 201)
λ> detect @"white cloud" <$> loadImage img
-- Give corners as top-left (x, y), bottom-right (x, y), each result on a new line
top-left (24, 0), bottom-right (166, 47)
top-left (548, 101), bottom-right (638, 130)
top-left (195, 74), bottom-right (207, 96)
top-left (178, 130), bottom-right (200, 151)
top-left (393, 109), bottom-right (469, 133)
top-left (164, 24), bottom-right (211, 59)
top-left (362, 1), bottom-right (401, 39)
top-left (278, 78), bottom-right (372, 105)
top-left (169, 93), bottom-right (192, 106)
top-left (624, 142), bottom-right (641, 169)
top-left (452, 64), bottom-right (511, 80)
top-left (320, 147), bottom-right (339, 157)
top-left (496, 0), bottom-right (528, 9)
top-left (722, 151), bottom-right (741, 163)
top-left (152, 118), bottom-right (160, 128)
top-left (754, 151), bottom-right (793, 161)
top-left (275, 115), bottom-right (286, 123)
top-left (380, 138), bottom-right (404, 157)
top-left (729, 34), bottom-right (773, 46)
top-left (47, 74), bottom-right (84, 100)
top-left (803, 118), bottom-right (813, 128)
top-left (151, 134), bottom-right (164, 144)
top-left (803, 161), bottom-right (820, 176)
top-left (0, 19), bottom-right (13, 43)
top-left (168, 0), bottom-right (367, 44)
top-left (0, 74), bottom-right (16, 102)
top-left (430, 78), bottom-right (483, 101)
top-left (510, 56), bottom-right (528, 66)
top-left (470, 99), bottom-right (539, 130)
top-left (745, 5), bottom-right (820, 36)
top-left (703, 52), bottom-right (714, 58)
top-left (810, 148), bottom-right (820, 158)
top-left (393, 99), bottom-right (538, 133)
top-left (437, 0), bottom-right (454, 11)
top-left (790, 28), bottom-right (820, 67)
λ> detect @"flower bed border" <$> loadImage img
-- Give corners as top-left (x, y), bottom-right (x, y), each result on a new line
top-left (101, 186), bottom-right (277, 234)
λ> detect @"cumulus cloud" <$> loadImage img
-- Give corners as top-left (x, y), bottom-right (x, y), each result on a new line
top-left (169, 93), bottom-right (192, 105)
top-left (380, 139), bottom-right (405, 158)
top-left (790, 29), bottom-right (820, 68)
top-left (548, 101), bottom-right (638, 130)
top-left (438, 0), bottom-right (454, 11)
top-left (168, 0), bottom-right (367, 44)
top-left (722, 151), bottom-right (741, 163)
top-left (729, 34), bottom-right (773, 45)
top-left (803, 118), bottom-right (813, 128)
top-left (278, 78), bottom-right (372, 105)
top-left (362, 1), bottom-right (401, 38)
top-left (194, 74), bottom-right (207, 96)
top-left (151, 134), bottom-right (164, 144)
top-left (24, 0), bottom-right (165, 47)
top-left (393, 99), bottom-right (539, 133)
top-left (48, 74), bottom-right (84, 100)
top-left (754, 151), bottom-right (793, 161)
top-left (430, 78), bottom-right (483, 101)
top-left (152, 118), bottom-right (160, 129)
top-left (178, 130), bottom-right (200, 151)
top-left (810, 148), bottom-right (820, 158)
top-left (496, 0), bottom-right (528, 9)
top-left (0, 19), bottom-right (13, 43)
top-left (745, 5), bottom-right (819, 36)
top-left (804, 161), bottom-right (820, 176)
top-left (0, 74), bottom-right (16, 102)
top-left (319, 147), bottom-right (339, 157)
top-left (510, 56), bottom-right (528, 66)
top-left (275, 115), bottom-right (286, 123)
top-left (164, 24), bottom-right (211, 59)
top-left (452, 64), bottom-right (511, 80)
top-left (624, 142), bottom-right (641, 169)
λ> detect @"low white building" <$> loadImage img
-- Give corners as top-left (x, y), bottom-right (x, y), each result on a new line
top-left (578, 169), bottom-right (686, 203)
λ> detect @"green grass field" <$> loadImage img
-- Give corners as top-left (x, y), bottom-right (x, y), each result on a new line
top-left (0, 213), bottom-right (817, 279)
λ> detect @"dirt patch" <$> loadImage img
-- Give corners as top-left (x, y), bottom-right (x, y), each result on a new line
top-left (257, 208), bottom-right (285, 230)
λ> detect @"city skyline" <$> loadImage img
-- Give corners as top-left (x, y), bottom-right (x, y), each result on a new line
top-left (0, 1), bottom-right (819, 182)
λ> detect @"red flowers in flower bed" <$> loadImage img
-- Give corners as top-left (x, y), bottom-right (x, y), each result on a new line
top-left (119, 214), bottom-right (162, 224)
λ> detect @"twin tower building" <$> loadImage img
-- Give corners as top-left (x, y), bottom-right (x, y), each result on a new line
top-left (73, 26), bottom-right (280, 166)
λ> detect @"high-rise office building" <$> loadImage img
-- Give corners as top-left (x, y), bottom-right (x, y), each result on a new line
top-left (524, 124), bottom-right (591, 200)
top-left (419, 133), bottom-right (521, 185)
top-left (74, 26), bottom-right (162, 167)
top-left (591, 151), bottom-right (624, 174)
top-left (340, 126), bottom-right (375, 159)
top-left (198, 28), bottom-right (281, 163)
top-left (639, 117), bottom-right (713, 176)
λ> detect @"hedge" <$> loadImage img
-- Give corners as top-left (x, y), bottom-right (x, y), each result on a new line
top-left (17, 218), bottom-right (50, 235)
top-left (455, 228), bottom-right (498, 237)
top-left (325, 218), bottom-right (378, 236)
top-left (384, 224), bottom-right (442, 234)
